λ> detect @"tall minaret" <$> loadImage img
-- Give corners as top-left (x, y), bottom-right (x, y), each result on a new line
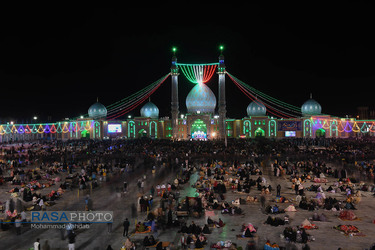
top-left (170, 48), bottom-right (179, 139)
top-left (218, 46), bottom-right (226, 139)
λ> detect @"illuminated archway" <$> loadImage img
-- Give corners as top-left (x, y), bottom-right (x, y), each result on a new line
top-left (138, 129), bottom-right (147, 138)
top-left (191, 119), bottom-right (207, 139)
top-left (81, 130), bottom-right (90, 139)
top-left (255, 127), bottom-right (265, 137)
top-left (316, 128), bottom-right (325, 138)
top-left (243, 120), bottom-right (251, 137)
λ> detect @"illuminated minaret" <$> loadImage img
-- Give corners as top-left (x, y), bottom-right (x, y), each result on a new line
top-left (170, 47), bottom-right (179, 139)
top-left (218, 46), bottom-right (226, 139)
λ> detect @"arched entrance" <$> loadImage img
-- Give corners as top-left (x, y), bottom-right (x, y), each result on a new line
top-left (81, 130), bottom-right (90, 139)
top-left (255, 127), bottom-right (265, 137)
top-left (191, 119), bottom-right (207, 139)
top-left (138, 129), bottom-right (147, 138)
top-left (316, 128), bottom-right (326, 138)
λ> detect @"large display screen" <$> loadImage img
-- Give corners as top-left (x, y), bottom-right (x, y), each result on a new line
top-left (285, 131), bottom-right (296, 137)
top-left (108, 124), bottom-right (122, 133)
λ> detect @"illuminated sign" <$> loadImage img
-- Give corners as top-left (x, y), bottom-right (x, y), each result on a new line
top-left (108, 124), bottom-right (122, 133)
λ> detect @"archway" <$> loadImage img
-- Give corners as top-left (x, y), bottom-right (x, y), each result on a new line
top-left (138, 129), bottom-right (147, 138)
top-left (255, 127), bottom-right (265, 137)
top-left (81, 130), bottom-right (90, 139)
top-left (191, 119), bottom-right (207, 139)
top-left (316, 128), bottom-right (326, 138)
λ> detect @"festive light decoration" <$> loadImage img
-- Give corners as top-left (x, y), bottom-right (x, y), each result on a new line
top-left (2, 61), bottom-right (375, 140)
top-left (227, 72), bottom-right (297, 118)
top-left (177, 63), bottom-right (218, 84)
top-left (106, 73), bottom-right (170, 119)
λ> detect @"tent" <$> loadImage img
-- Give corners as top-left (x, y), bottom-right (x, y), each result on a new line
top-left (301, 219), bottom-right (317, 230)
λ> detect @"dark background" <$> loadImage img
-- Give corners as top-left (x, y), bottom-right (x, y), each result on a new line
top-left (1, 6), bottom-right (374, 123)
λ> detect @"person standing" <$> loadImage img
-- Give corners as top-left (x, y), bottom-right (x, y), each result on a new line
top-left (15, 216), bottom-right (22, 235)
top-left (141, 180), bottom-right (145, 193)
top-left (68, 231), bottom-right (76, 250)
top-left (107, 222), bottom-right (112, 233)
top-left (276, 184), bottom-right (281, 197)
top-left (260, 194), bottom-right (266, 208)
top-left (123, 181), bottom-right (127, 193)
top-left (34, 238), bottom-right (40, 250)
top-left (123, 218), bottom-right (130, 237)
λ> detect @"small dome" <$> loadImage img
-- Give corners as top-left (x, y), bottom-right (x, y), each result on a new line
top-left (301, 98), bottom-right (322, 116)
top-left (247, 100), bottom-right (267, 116)
top-left (186, 84), bottom-right (216, 114)
top-left (140, 101), bottom-right (159, 118)
top-left (88, 102), bottom-right (107, 119)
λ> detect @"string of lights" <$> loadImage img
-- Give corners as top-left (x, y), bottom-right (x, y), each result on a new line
top-left (178, 64), bottom-right (218, 84)
top-left (227, 72), bottom-right (297, 118)
top-left (106, 74), bottom-right (170, 116)
top-left (106, 73), bottom-right (170, 120)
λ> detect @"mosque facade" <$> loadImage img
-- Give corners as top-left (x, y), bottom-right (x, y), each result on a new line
top-left (1, 54), bottom-right (374, 142)
top-left (78, 54), bottom-right (374, 141)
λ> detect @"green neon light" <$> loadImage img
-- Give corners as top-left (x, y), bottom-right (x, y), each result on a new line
top-left (255, 127), bottom-right (265, 137)
top-left (128, 121), bottom-right (135, 138)
top-left (179, 65), bottom-right (198, 84)
top-left (361, 122), bottom-right (369, 133)
top-left (268, 120), bottom-right (276, 137)
top-left (176, 63), bottom-right (219, 66)
top-left (304, 119), bottom-right (311, 137)
top-left (95, 121), bottom-right (100, 138)
top-left (191, 119), bottom-right (207, 134)
top-left (243, 120), bottom-right (251, 137)
top-left (150, 121), bottom-right (157, 138)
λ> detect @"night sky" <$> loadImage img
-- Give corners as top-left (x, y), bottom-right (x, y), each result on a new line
top-left (1, 6), bottom-right (374, 123)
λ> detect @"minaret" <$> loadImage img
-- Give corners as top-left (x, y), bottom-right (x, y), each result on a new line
top-left (170, 48), bottom-right (179, 139)
top-left (218, 46), bottom-right (226, 139)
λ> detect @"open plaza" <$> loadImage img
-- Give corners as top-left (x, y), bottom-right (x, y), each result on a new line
top-left (1, 138), bottom-right (375, 249)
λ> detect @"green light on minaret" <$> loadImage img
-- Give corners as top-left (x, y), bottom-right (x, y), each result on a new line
top-left (219, 45), bottom-right (224, 52)
top-left (172, 47), bottom-right (177, 54)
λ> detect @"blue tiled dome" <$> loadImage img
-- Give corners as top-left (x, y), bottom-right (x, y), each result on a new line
top-left (301, 98), bottom-right (321, 116)
top-left (186, 84), bottom-right (216, 114)
top-left (247, 100), bottom-right (267, 116)
top-left (140, 101), bottom-right (159, 118)
top-left (88, 102), bottom-right (107, 119)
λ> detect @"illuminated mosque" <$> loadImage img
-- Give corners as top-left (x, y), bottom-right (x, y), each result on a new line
top-left (1, 49), bottom-right (375, 142)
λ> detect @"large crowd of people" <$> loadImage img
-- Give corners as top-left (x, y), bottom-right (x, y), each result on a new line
top-left (1, 137), bottom-right (375, 249)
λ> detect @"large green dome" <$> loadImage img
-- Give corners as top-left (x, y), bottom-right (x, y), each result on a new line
top-left (140, 101), bottom-right (159, 118)
top-left (186, 84), bottom-right (216, 114)
top-left (88, 102), bottom-right (107, 119)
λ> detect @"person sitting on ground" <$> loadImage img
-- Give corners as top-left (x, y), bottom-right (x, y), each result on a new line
top-left (207, 217), bottom-right (216, 226)
top-left (202, 224), bottom-right (211, 234)
top-left (136, 222), bottom-right (146, 232)
top-left (149, 235), bottom-right (157, 245)
top-left (198, 233), bottom-right (207, 244)
top-left (143, 236), bottom-right (151, 246)
top-left (124, 237), bottom-right (134, 250)
top-left (195, 237), bottom-right (204, 248)
top-left (217, 218), bottom-right (225, 228)
top-left (243, 227), bottom-right (253, 237)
